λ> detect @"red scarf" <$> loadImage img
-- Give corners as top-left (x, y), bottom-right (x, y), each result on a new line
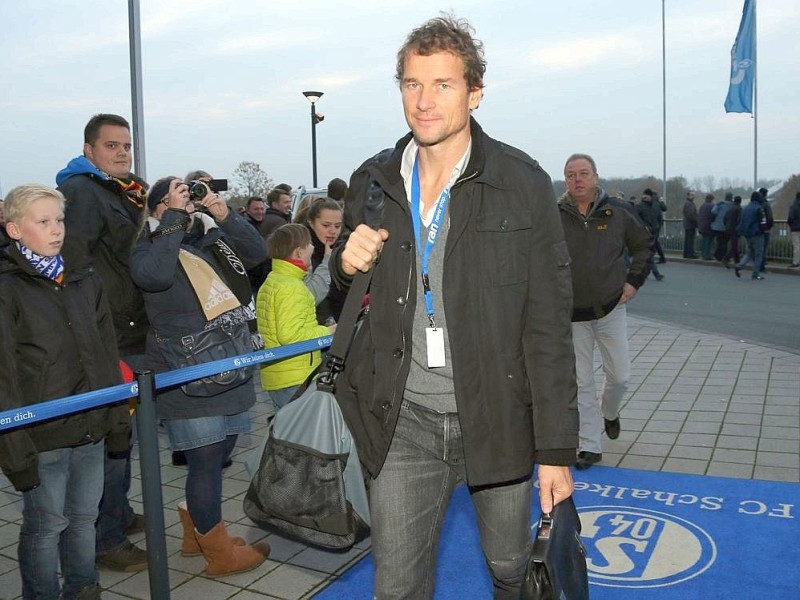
top-left (284, 258), bottom-right (309, 272)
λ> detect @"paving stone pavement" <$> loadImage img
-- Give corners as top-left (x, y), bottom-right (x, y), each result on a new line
top-left (0, 315), bottom-right (797, 599)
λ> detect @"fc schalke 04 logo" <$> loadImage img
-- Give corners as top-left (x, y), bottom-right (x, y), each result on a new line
top-left (579, 506), bottom-right (716, 588)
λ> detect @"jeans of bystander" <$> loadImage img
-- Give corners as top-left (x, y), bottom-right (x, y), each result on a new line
top-left (268, 385), bottom-right (301, 411)
top-left (737, 234), bottom-right (765, 278)
top-left (700, 233), bottom-right (715, 259)
top-left (96, 353), bottom-right (146, 555)
top-left (20, 441), bottom-right (104, 600)
top-left (758, 232), bottom-right (771, 272)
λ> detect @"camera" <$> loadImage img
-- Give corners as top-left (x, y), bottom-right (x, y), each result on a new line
top-left (187, 178), bottom-right (228, 201)
top-left (187, 179), bottom-right (229, 212)
top-left (187, 180), bottom-right (209, 201)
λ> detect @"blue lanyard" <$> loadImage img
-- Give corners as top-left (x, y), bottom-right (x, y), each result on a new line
top-left (410, 156), bottom-right (451, 328)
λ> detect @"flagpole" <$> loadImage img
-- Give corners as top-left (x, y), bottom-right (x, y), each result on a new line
top-left (662, 0), bottom-right (667, 203)
top-left (752, 0), bottom-right (758, 188)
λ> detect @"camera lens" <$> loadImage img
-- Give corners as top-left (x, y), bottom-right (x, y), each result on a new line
top-left (188, 181), bottom-right (207, 200)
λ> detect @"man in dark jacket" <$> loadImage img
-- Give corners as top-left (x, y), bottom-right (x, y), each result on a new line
top-left (698, 193), bottom-right (716, 260)
top-left (638, 188), bottom-right (666, 263)
top-left (683, 191), bottom-right (699, 258)
top-left (636, 189), bottom-right (665, 276)
top-left (711, 192), bottom-right (734, 264)
top-left (734, 191), bottom-right (767, 280)
top-left (787, 191), bottom-right (800, 267)
top-left (56, 113), bottom-right (148, 572)
top-left (724, 195), bottom-right (743, 264)
top-left (261, 188), bottom-right (292, 236)
top-left (559, 154), bottom-right (652, 470)
top-left (0, 198), bottom-right (8, 258)
top-left (242, 196), bottom-right (271, 292)
top-left (757, 187), bottom-right (774, 272)
top-left (330, 15), bottom-right (577, 598)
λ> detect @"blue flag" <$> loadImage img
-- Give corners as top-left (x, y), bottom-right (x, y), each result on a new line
top-left (724, 0), bottom-right (755, 113)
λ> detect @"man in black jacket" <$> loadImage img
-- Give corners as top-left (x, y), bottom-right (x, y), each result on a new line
top-left (639, 188), bottom-right (667, 263)
top-left (56, 113), bottom-right (148, 572)
top-left (331, 15), bottom-right (577, 598)
top-left (683, 191), bottom-right (699, 258)
top-left (261, 188), bottom-right (292, 236)
top-left (0, 199), bottom-right (8, 258)
top-left (242, 196), bottom-right (271, 292)
top-left (724, 195), bottom-right (743, 264)
top-left (757, 187), bottom-right (773, 272)
top-left (559, 154), bottom-right (652, 470)
top-left (788, 191), bottom-right (800, 267)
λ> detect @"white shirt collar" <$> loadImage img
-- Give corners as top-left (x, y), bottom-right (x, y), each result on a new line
top-left (400, 137), bottom-right (472, 226)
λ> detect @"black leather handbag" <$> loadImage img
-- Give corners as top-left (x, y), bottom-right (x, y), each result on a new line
top-left (156, 321), bottom-right (253, 397)
top-left (520, 496), bottom-right (589, 600)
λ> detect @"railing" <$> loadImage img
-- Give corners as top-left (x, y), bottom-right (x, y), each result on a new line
top-left (0, 335), bottom-right (333, 600)
top-left (660, 219), bottom-right (794, 262)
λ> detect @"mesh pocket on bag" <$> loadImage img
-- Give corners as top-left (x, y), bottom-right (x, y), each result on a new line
top-left (244, 436), bottom-right (366, 549)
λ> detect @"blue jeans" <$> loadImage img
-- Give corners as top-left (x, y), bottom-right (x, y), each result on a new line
top-left (19, 441), bottom-right (104, 600)
top-left (370, 400), bottom-right (532, 599)
top-left (758, 231), bottom-right (770, 271)
top-left (269, 385), bottom-right (300, 411)
top-left (737, 235), bottom-right (765, 278)
top-left (96, 353), bottom-right (146, 555)
top-left (95, 440), bottom-right (135, 555)
top-left (700, 233), bottom-right (715, 259)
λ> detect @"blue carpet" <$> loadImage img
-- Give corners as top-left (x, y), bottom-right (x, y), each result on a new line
top-left (314, 466), bottom-right (800, 599)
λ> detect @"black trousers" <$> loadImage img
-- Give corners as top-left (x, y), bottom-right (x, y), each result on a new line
top-left (683, 228), bottom-right (697, 257)
top-left (714, 231), bottom-right (731, 261)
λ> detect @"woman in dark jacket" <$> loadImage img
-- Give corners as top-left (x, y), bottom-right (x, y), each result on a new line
top-left (304, 198), bottom-right (345, 324)
top-left (130, 177), bottom-right (269, 577)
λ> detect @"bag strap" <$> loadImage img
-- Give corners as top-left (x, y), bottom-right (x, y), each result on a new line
top-left (318, 176), bottom-right (385, 391)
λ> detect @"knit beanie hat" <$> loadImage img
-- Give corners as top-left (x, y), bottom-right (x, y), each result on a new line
top-left (147, 177), bottom-right (179, 211)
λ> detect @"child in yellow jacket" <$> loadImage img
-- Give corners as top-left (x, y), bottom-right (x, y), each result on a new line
top-left (257, 224), bottom-right (335, 409)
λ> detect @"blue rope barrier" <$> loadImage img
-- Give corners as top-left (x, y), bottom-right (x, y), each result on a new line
top-left (0, 335), bottom-right (333, 432)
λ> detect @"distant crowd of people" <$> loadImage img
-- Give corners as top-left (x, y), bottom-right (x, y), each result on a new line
top-left (680, 186), bottom-right (800, 279)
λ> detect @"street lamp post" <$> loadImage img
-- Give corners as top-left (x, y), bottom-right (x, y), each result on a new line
top-left (302, 91), bottom-right (324, 187)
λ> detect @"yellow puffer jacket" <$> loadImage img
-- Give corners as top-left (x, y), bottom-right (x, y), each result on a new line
top-left (257, 259), bottom-right (331, 390)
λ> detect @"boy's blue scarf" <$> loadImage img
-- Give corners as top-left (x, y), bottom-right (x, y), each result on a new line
top-left (17, 242), bottom-right (65, 283)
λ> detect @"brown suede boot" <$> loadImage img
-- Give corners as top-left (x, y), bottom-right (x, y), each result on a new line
top-left (177, 502), bottom-right (245, 557)
top-left (195, 521), bottom-right (269, 577)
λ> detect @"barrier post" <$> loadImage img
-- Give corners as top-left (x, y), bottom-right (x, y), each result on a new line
top-left (134, 370), bottom-right (170, 599)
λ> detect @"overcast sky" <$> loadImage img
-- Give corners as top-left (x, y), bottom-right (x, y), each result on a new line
top-left (1, 0), bottom-right (797, 196)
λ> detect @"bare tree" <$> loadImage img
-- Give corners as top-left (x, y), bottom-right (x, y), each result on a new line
top-left (701, 175), bottom-right (716, 193)
top-left (230, 161), bottom-right (273, 201)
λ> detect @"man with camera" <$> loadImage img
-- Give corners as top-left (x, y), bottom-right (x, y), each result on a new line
top-left (56, 113), bottom-right (149, 572)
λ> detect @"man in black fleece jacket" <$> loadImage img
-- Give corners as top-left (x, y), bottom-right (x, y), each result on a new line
top-left (558, 153), bottom-right (652, 470)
